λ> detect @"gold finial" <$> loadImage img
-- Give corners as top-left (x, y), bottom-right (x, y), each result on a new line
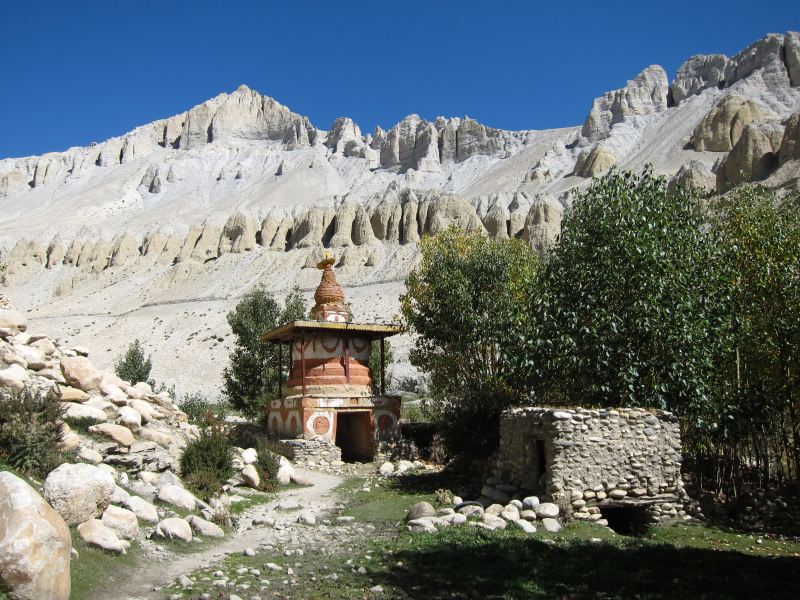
top-left (317, 250), bottom-right (335, 270)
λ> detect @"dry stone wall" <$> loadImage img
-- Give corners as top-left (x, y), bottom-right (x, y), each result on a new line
top-left (486, 407), bottom-right (695, 524)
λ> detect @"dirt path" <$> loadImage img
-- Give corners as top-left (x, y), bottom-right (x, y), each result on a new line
top-left (108, 468), bottom-right (344, 600)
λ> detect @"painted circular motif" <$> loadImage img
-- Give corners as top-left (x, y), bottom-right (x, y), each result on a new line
top-left (313, 416), bottom-right (330, 434)
top-left (377, 414), bottom-right (394, 431)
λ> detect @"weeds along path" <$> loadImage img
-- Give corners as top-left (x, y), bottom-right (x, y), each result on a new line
top-left (106, 468), bottom-right (344, 600)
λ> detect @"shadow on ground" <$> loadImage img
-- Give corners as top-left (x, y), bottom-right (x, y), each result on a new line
top-left (371, 527), bottom-right (800, 600)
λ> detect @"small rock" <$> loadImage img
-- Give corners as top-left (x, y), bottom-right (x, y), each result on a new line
top-left (406, 501), bottom-right (436, 521)
top-left (535, 503), bottom-right (559, 518)
top-left (541, 518), bottom-right (562, 533)
top-left (511, 519), bottom-right (537, 533)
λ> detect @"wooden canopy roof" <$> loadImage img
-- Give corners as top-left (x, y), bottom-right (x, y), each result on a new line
top-left (261, 320), bottom-right (402, 344)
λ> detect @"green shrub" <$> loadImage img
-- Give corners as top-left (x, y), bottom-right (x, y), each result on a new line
top-left (114, 339), bottom-right (153, 386)
top-left (255, 437), bottom-right (294, 492)
top-left (179, 392), bottom-right (229, 423)
top-left (179, 422), bottom-right (234, 501)
top-left (63, 416), bottom-right (100, 434)
top-left (0, 388), bottom-right (64, 478)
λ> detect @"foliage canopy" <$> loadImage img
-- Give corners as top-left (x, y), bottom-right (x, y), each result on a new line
top-left (114, 339), bottom-right (153, 386)
top-left (401, 229), bottom-right (538, 455)
top-left (223, 286), bottom-right (306, 418)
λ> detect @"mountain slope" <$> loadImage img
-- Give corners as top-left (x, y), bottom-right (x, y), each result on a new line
top-left (1, 31), bottom-right (800, 397)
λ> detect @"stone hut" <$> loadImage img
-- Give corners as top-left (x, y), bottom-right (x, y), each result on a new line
top-left (483, 406), bottom-right (694, 528)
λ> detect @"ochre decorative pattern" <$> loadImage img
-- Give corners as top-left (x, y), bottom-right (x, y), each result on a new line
top-left (313, 416), bottom-right (330, 434)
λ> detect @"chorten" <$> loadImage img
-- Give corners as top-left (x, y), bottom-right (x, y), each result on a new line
top-left (260, 256), bottom-right (401, 459)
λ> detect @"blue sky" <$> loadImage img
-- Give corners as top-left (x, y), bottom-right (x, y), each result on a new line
top-left (1, 1), bottom-right (795, 158)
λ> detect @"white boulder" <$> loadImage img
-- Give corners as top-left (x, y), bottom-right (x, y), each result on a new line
top-left (43, 463), bottom-right (116, 525)
top-left (0, 472), bottom-right (71, 600)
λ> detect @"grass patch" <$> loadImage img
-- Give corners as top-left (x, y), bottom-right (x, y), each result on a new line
top-left (229, 489), bottom-right (273, 515)
top-left (356, 522), bottom-right (800, 599)
top-left (337, 476), bottom-right (436, 523)
top-left (167, 519), bottom-right (800, 599)
top-left (70, 528), bottom-right (142, 600)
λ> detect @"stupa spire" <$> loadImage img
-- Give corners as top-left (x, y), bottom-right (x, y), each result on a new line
top-left (310, 251), bottom-right (350, 322)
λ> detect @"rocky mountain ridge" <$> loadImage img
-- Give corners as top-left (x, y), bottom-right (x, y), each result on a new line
top-left (2, 31), bottom-right (800, 397)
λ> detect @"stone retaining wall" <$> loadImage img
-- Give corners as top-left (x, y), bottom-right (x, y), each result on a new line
top-left (281, 437), bottom-right (342, 466)
top-left (484, 407), bottom-right (696, 523)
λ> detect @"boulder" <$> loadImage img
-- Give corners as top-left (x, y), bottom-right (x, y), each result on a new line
top-left (523, 195), bottom-right (563, 256)
top-left (138, 427), bottom-right (172, 447)
top-left (406, 518), bottom-right (437, 533)
top-left (62, 402), bottom-right (107, 423)
top-left (77, 447), bottom-right (103, 464)
top-left (0, 472), bottom-right (71, 600)
top-left (240, 448), bottom-right (258, 464)
top-left (501, 505), bottom-right (520, 522)
top-left (522, 496), bottom-right (540, 511)
top-left (241, 464), bottom-right (261, 489)
top-left (101, 505), bottom-right (139, 540)
top-left (779, 112), bottom-right (800, 165)
top-left (511, 518), bottom-right (537, 534)
top-left (88, 423), bottom-right (135, 447)
top-left (718, 121), bottom-right (783, 187)
top-left (13, 345), bottom-right (45, 370)
top-left (186, 514), bottom-right (224, 538)
top-left (691, 95), bottom-right (776, 152)
top-left (123, 496), bottom-right (159, 524)
top-left (406, 501), bottom-right (436, 521)
top-left (154, 517), bottom-right (193, 542)
top-left (0, 364), bottom-right (29, 391)
top-left (275, 464), bottom-right (293, 485)
top-left (481, 514), bottom-right (508, 530)
top-left (43, 463), bottom-right (116, 526)
top-left (60, 356), bottom-right (101, 392)
top-left (378, 462), bottom-right (395, 476)
top-left (541, 517), bottom-right (562, 533)
top-left (58, 386), bottom-right (90, 403)
top-left (668, 160), bottom-right (717, 193)
top-left (157, 484), bottom-right (197, 511)
top-left (535, 503), bottom-right (560, 519)
top-left (116, 406), bottom-right (142, 431)
top-left (0, 309), bottom-right (28, 335)
top-left (110, 485), bottom-right (130, 504)
top-left (574, 145), bottom-right (615, 178)
top-left (77, 519), bottom-right (128, 554)
top-left (30, 338), bottom-right (56, 356)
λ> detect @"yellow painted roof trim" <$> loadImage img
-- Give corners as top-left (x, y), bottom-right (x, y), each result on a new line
top-left (261, 320), bottom-right (402, 343)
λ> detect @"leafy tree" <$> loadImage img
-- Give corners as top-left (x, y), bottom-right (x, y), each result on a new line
top-left (114, 339), bottom-right (153, 386)
top-left (368, 339), bottom-right (394, 395)
top-left (700, 186), bottom-right (800, 485)
top-left (223, 286), bottom-right (307, 418)
top-left (523, 167), bottom-right (730, 412)
top-left (401, 229), bottom-right (539, 456)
